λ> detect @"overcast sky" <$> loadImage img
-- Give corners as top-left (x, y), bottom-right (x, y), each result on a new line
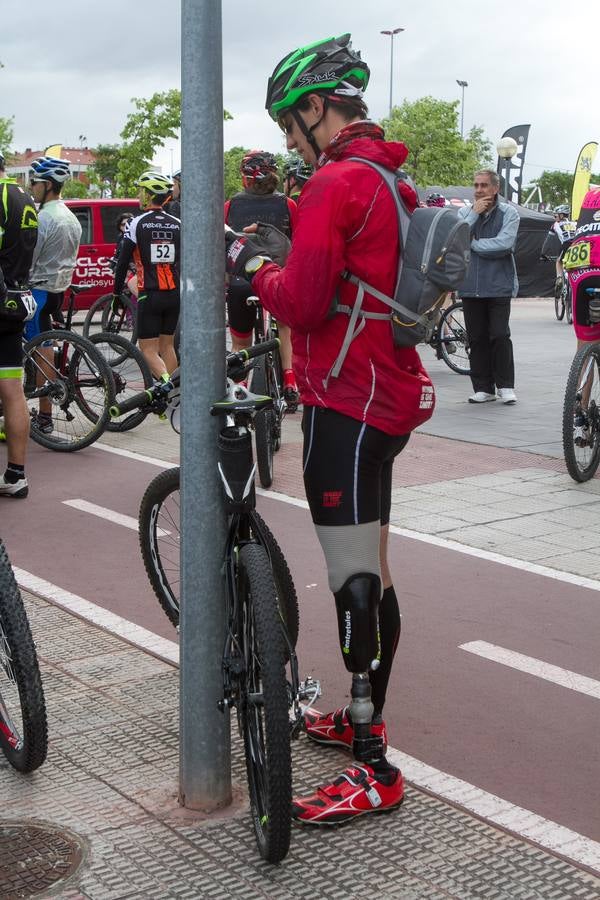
top-left (2, 0), bottom-right (599, 193)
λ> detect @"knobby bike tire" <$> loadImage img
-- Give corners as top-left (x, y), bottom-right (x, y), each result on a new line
top-left (438, 301), bottom-right (471, 375)
top-left (82, 292), bottom-right (138, 357)
top-left (237, 542), bottom-right (291, 864)
top-left (89, 332), bottom-right (153, 432)
top-left (138, 468), bottom-right (300, 647)
top-left (252, 355), bottom-right (275, 488)
top-left (562, 343), bottom-right (600, 482)
top-left (554, 282), bottom-right (566, 321)
top-left (23, 330), bottom-right (115, 452)
top-left (0, 539), bottom-right (48, 773)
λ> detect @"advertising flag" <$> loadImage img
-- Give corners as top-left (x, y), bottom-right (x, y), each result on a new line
top-left (44, 144), bottom-right (63, 158)
top-left (496, 125), bottom-right (530, 204)
top-left (571, 142), bottom-right (598, 222)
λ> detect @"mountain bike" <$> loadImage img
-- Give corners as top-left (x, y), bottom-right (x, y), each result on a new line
top-left (246, 296), bottom-right (286, 489)
top-left (563, 329), bottom-right (600, 483)
top-left (114, 341), bottom-right (319, 863)
top-left (23, 285), bottom-right (115, 451)
top-left (428, 299), bottom-right (471, 375)
top-left (0, 538), bottom-right (48, 773)
top-left (555, 269), bottom-right (573, 324)
top-left (82, 287), bottom-right (138, 351)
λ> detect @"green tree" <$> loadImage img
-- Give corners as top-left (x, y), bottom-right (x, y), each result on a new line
top-left (61, 179), bottom-right (89, 199)
top-left (88, 143), bottom-right (121, 197)
top-left (117, 89), bottom-right (233, 196)
top-left (381, 97), bottom-right (492, 187)
top-left (224, 146), bottom-right (246, 199)
top-left (0, 114), bottom-right (14, 159)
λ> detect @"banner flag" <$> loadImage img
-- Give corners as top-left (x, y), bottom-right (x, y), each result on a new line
top-left (44, 144), bottom-right (63, 158)
top-left (571, 142), bottom-right (598, 222)
top-left (496, 125), bottom-right (530, 204)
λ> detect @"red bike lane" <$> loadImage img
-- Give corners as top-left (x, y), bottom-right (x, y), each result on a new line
top-left (2, 438), bottom-right (599, 845)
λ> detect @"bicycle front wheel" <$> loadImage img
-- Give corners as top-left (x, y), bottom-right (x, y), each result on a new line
top-left (555, 280), bottom-right (566, 321)
top-left (0, 539), bottom-right (48, 773)
top-left (438, 301), bottom-right (471, 375)
top-left (82, 292), bottom-right (138, 354)
top-left (252, 355), bottom-right (275, 488)
top-left (89, 332), bottom-right (153, 432)
top-left (238, 542), bottom-right (291, 864)
top-left (24, 330), bottom-right (115, 452)
top-left (562, 343), bottom-right (600, 482)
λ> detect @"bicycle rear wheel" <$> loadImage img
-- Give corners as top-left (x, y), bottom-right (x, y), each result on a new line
top-left (566, 281), bottom-right (573, 325)
top-left (562, 342), bottom-right (600, 482)
top-left (89, 332), bottom-right (153, 432)
top-left (252, 355), bottom-right (276, 488)
top-left (438, 301), bottom-right (471, 375)
top-left (138, 468), bottom-right (299, 646)
top-left (555, 279), bottom-right (566, 321)
top-left (237, 542), bottom-right (291, 863)
top-left (24, 330), bottom-right (115, 452)
top-left (82, 292), bottom-right (138, 354)
top-left (0, 539), bottom-right (48, 773)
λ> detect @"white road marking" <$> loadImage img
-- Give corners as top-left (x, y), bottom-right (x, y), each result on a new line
top-left (96, 441), bottom-right (172, 469)
top-left (460, 640), bottom-right (600, 699)
top-left (17, 567), bottom-right (600, 873)
top-left (62, 498), bottom-right (170, 537)
top-left (15, 568), bottom-right (179, 666)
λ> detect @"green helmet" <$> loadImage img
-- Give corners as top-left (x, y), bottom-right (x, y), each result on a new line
top-left (135, 171), bottom-right (173, 196)
top-left (265, 33), bottom-right (370, 121)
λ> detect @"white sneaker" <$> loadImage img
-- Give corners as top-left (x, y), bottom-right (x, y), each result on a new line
top-left (497, 388), bottom-right (517, 404)
top-left (468, 392), bottom-right (496, 403)
top-left (0, 475), bottom-right (28, 498)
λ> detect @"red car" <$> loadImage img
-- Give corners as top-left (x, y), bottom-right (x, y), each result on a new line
top-left (65, 198), bottom-right (139, 309)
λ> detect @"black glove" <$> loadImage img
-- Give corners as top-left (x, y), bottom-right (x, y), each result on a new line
top-left (225, 227), bottom-right (272, 281)
top-left (253, 222), bottom-right (291, 266)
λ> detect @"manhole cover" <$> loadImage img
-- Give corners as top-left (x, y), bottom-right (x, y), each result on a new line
top-left (0, 820), bottom-right (84, 899)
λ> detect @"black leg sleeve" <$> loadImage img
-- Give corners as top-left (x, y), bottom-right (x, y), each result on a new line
top-left (369, 584), bottom-right (401, 717)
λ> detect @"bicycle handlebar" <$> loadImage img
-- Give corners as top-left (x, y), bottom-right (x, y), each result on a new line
top-left (108, 339), bottom-right (280, 418)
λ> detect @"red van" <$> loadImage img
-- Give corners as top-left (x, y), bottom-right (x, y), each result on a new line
top-left (65, 198), bottom-right (139, 310)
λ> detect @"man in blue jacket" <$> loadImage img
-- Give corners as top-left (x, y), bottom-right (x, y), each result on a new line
top-left (458, 169), bottom-right (520, 404)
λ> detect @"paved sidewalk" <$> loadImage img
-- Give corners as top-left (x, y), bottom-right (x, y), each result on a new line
top-left (3, 299), bottom-right (600, 897)
top-left (2, 593), bottom-right (600, 899)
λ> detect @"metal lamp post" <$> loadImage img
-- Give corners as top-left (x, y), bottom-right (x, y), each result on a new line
top-left (380, 27), bottom-right (405, 118)
top-left (456, 80), bottom-right (468, 138)
top-left (497, 136), bottom-right (519, 201)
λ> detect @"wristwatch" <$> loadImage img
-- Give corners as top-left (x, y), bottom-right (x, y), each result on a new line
top-left (245, 255), bottom-right (269, 275)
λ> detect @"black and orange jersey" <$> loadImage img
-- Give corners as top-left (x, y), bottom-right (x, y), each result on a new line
top-left (113, 206), bottom-right (180, 295)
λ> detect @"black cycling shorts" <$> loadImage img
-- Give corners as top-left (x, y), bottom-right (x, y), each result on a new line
top-left (302, 406), bottom-right (410, 527)
top-left (0, 324), bottom-right (24, 376)
top-left (226, 279), bottom-right (256, 339)
top-left (137, 289), bottom-right (180, 339)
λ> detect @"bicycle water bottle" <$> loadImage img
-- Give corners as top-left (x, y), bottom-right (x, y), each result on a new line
top-left (217, 426), bottom-right (255, 512)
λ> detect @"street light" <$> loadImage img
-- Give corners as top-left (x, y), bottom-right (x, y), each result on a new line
top-left (381, 27), bottom-right (405, 118)
top-left (456, 80), bottom-right (468, 138)
top-left (497, 136), bottom-right (519, 201)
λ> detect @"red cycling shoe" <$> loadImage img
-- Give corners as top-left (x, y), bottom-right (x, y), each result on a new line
top-left (304, 706), bottom-right (388, 753)
top-left (292, 763), bottom-right (404, 826)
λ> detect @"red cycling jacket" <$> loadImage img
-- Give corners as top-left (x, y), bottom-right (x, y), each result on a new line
top-left (252, 136), bottom-right (435, 436)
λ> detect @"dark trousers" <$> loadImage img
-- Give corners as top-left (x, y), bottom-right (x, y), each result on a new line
top-left (462, 296), bottom-right (515, 393)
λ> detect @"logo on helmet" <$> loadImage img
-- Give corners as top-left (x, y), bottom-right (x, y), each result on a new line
top-left (297, 68), bottom-right (340, 87)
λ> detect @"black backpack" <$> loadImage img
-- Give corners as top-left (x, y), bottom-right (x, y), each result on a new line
top-left (327, 158), bottom-right (471, 382)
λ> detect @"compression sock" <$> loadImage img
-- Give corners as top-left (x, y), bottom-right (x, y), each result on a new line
top-left (370, 585), bottom-right (401, 717)
top-left (4, 463), bottom-right (25, 484)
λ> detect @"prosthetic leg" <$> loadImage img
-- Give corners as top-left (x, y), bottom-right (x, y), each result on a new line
top-left (334, 572), bottom-right (385, 763)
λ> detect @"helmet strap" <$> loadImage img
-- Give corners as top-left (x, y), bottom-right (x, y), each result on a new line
top-left (291, 106), bottom-right (324, 159)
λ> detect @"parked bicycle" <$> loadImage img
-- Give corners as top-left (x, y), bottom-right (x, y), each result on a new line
top-left (114, 341), bottom-right (319, 863)
top-left (0, 538), bottom-right (48, 773)
top-left (428, 298), bottom-right (471, 375)
top-left (82, 286), bottom-right (138, 349)
top-left (23, 284), bottom-right (116, 451)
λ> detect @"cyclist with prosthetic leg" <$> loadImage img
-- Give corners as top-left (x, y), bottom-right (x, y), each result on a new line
top-left (226, 33), bottom-right (435, 825)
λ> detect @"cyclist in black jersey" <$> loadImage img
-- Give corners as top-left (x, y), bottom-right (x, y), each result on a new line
top-left (225, 151), bottom-right (299, 409)
top-left (113, 171), bottom-right (180, 380)
top-left (163, 170), bottom-right (181, 218)
top-left (0, 152), bottom-right (38, 497)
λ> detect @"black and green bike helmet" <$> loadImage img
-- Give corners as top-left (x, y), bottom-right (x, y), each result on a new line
top-left (265, 33), bottom-right (370, 122)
